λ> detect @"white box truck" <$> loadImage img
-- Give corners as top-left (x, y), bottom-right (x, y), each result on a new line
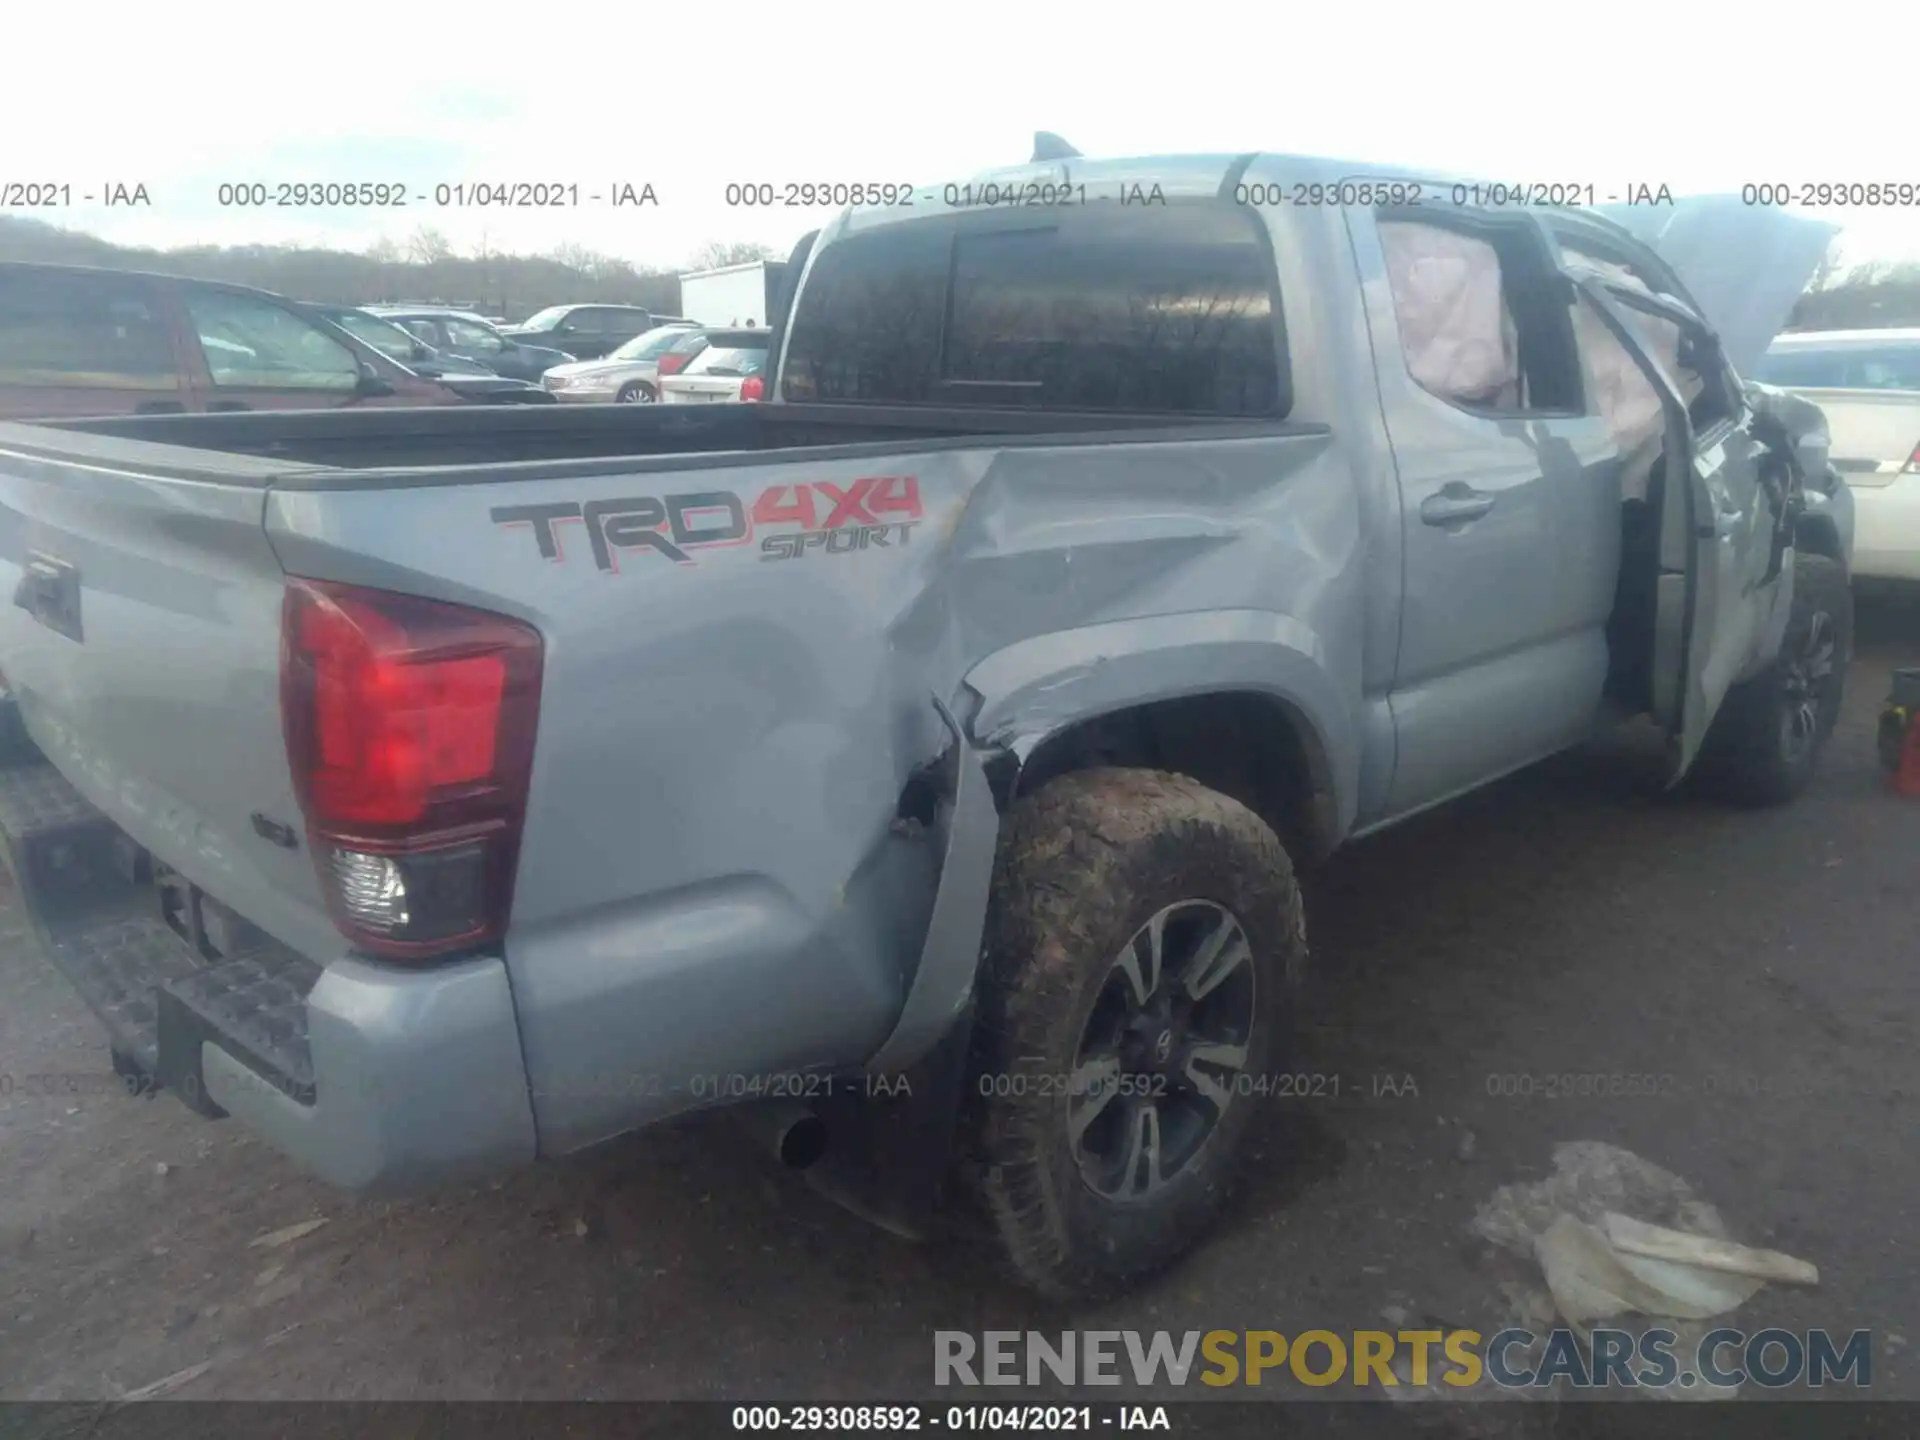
top-left (677, 261), bottom-right (789, 328)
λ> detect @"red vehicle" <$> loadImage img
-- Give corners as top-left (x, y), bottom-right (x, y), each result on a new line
top-left (0, 262), bottom-right (476, 420)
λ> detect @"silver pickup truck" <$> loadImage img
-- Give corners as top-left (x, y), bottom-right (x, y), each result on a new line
top-left (0, 151), bottom-right (1853, 1301)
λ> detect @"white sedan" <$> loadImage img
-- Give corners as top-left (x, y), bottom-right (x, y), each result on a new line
top-left (540, 322), bottom-right (699, 404)
top-left (1754, 329), bottom-right (1920, 581)
top-left (659, 330), bottom-right (772, 404)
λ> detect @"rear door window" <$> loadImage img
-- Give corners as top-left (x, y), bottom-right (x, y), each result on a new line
top-left (0, 269), bottom-right (182, 391)
top-left (783, 203), bottom-right (1287, 416)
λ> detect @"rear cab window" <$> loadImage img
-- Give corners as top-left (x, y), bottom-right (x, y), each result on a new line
top-left (0, 268), bottom-right (183, 394)
top-left (782, 202), bottom-right (1288, 416)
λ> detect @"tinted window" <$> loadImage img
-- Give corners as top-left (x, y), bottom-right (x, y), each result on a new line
top-left (558, 309), bottom-right (602, 334)
top-left (599, 309), bottom-right (649, 338)
top-left (1755, 344), bottom-right (1920, 391)
top-left (184, 289), bottom-right (359, 390)
top-left (330, 311), bottom-right (417, 361)
top-left (0, 270), bottom-right (181, 390)
top-left (684, 343), bottom-right (769, 377)
top-left (783, 205), bottom-right (1285, 415)
top-left (442, 317), bottom-right (506, 353)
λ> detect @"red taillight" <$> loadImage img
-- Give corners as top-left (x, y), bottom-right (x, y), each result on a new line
top-left (1905, 440), bottom-right (1920, 475)
top-left (738, 374), bottom-right (765, 402)
top-left (281, 579), bottom-right (543, 960)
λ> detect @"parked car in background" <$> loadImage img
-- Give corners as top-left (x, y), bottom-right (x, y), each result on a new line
top-left (364, 306), bottom-right (574, 382)
top-left (300, 306), bottom-right (556, 405)
top-left (502, 304), bottom-right (674, 360)
top-left (654, 327), bottom-right (712, 380)
top-left (1754, 329), bottom-right (1920, 580)
top-left (0, 262), bottom-right (478, 419)
top-left (541, 321), bottom-right (701, 403)
top-left (306, 303), bottom-right (494, 376)
top-left (657, 328), bottom-right (770, 403)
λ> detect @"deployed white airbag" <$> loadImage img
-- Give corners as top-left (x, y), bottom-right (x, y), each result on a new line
top-left (1379, 221), bottom-right (1520, 408)
top-left (1565, 249), bottom-right (1702, 503)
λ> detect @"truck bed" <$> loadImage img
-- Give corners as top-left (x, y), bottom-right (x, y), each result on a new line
top-left (15, 401), bottom-right (1286, 478)
top-left (0, 396), bottom-right (1340, 1184)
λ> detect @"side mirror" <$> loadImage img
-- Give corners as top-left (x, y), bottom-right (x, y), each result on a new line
top-left (354, 362), bottom-right (396, 398)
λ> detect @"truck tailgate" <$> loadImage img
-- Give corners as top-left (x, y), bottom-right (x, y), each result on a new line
top-left (0, 439), bottom-right (346, 1068)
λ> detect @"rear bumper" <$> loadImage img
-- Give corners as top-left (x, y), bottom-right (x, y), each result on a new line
top-left (0, 710), bottom-right (536, 1193)
top-left (1851, 474), bottom-right (1920, 581)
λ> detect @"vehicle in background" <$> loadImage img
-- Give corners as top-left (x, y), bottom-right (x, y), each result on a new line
top-left (305, 303), bottom-right (494, 376)
top-left (1753, 329), bottom-right (1920, 581)
top-left (540, 322), bottom-right (701, 403)
top-left (677, 261), bottom-right (790, 328)
top-left (300, 307), bottom-right (555, 405)
top-left (0, 262), bottom-right (474, 419)
top-left (654, 327), bottom-right (712, 381)
top-left (501, 304), bottom-right (671, 360)
top-left (657, 328), bottom-right (770, 403)
top-left (364, 307), bottom-right (575, 383)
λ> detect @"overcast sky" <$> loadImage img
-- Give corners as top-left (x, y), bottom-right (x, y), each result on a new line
top-left (5, 0), bottom-right (1913, 274)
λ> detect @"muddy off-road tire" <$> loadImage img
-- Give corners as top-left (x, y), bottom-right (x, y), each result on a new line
top-left (1692, 553), bottom-right (1853, 806)
top-left (963, 768), bottom-right (1307, 1301)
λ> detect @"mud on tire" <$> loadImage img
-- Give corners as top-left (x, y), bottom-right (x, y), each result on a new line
top-left (962, 768), bottom-right (1306, 1301)
top-left (1692, 553), bottom-right (1853, 807)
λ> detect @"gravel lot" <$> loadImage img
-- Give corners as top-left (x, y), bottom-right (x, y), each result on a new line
top-left (3, 590), bottom-right (1916, 1427)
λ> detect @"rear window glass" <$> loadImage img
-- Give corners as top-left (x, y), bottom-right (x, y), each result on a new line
top-left (0, 270), bottom-right (181, 390)
top-left (782, 203), bottom-right (1287, 416)
top-left (1754, 344), bottom-right (1920, 391)
top-left (685, 344), bottom-right (768, 376)
top-left (610, 325), bottom-right (694, 361)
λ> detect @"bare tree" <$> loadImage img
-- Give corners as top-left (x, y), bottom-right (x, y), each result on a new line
top-left (688, 239), bottom-right (778, 271)
top-left (406, 226), bottom-right (455, 264)
top-left (1805, 239), bottom-right (1845, 295)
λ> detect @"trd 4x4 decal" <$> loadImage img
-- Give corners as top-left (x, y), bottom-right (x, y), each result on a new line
top-left (491, 475), bottom-right (922, 571)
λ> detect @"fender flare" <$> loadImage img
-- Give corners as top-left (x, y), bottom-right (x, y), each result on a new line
top-left (864, 611), bottom-right (1354, 1075)
top-left (962, 609), bottom-right (1358, 841)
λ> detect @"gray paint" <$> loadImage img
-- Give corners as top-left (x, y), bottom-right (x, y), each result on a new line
top-left (202, 955), bottom-right (536, 1192)
top-left (0, 152), bottom-right (1830, 1189)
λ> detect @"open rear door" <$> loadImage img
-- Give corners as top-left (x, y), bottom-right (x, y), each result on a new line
top-left (1574, 276), bottom-right (1778, 780)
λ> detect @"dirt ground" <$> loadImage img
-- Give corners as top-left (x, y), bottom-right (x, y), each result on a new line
top-left (3, 592), bottom-right (1917, 1428)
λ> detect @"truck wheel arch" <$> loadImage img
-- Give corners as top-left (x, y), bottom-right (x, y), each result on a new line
top-left (958, 613), bottom-right (1357, 867)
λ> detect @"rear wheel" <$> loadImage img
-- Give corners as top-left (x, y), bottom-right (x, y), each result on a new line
top-left (963, 768), bottom-right (1306, 1301)
top-left (1692, 553), bottom-right (1853, 805)
top-left (615, 381), bottom-right (655, 403)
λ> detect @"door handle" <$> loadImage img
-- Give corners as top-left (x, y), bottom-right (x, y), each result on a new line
top-left (1420, 485), bottom-right (1497, 527)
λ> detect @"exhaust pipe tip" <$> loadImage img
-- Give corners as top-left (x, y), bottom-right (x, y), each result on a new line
top-left (735, 1100), bottom-right (829, 1170)
top-left (776, 1112), bottom-right (828, 1170)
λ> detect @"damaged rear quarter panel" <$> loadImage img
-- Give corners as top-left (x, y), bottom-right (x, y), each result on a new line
top-left (266, 423), bottom-right (1363, 1155)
